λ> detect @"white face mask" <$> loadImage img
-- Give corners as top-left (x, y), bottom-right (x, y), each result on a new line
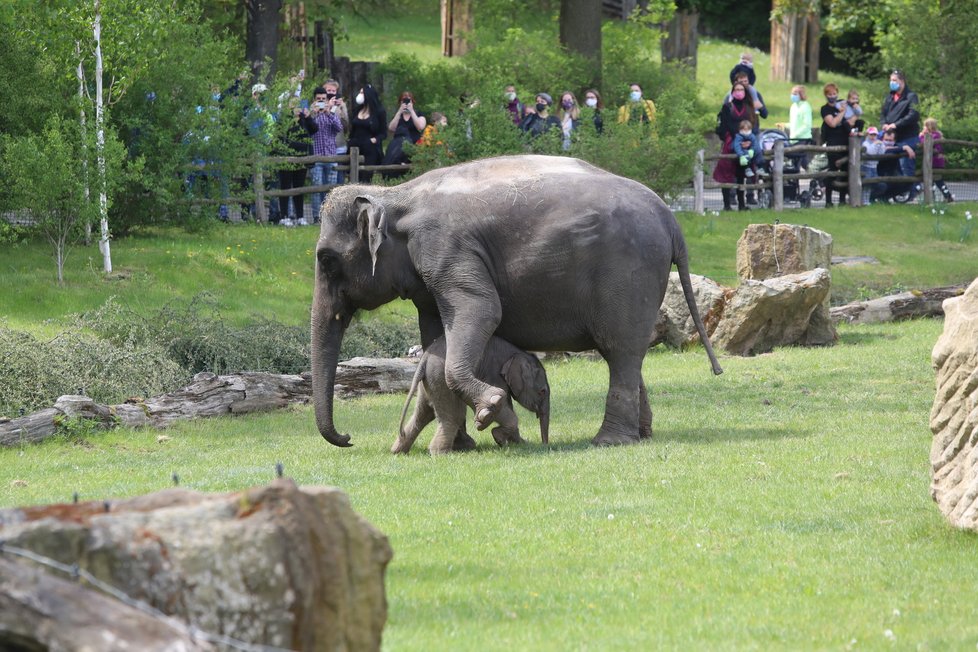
top-left (585, 97), bottom-right (598, 108)
top-left (506, 92), bottom-right (516, 101)
top-left (629, 90), bottom-right (641, 102)
top-left (355, 93), bottom-right (365, 106)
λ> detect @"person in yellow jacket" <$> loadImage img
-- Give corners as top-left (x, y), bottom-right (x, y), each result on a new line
top-left (617, 83), bottom-right (656, 125)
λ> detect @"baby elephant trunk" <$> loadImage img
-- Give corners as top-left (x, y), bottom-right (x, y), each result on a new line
top-left (539, 409), bottom-right (549, 445)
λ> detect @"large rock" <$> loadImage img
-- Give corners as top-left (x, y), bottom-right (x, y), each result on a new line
top-left (711, 268), bottom-right (832, 356)
top-left (651, 272), bottom-right (727, 348)
top-left (735, 223), bottom-right (836, 346)
top-left (0, 478), bottom-right (393, 650)
top-left (930, 277), bottom-right (978, 530)
top-left (736, 223), bottom-right (833, 282)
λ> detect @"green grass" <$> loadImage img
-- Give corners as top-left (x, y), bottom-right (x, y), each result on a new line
top-left (4, 318), bottom-right (978, 649)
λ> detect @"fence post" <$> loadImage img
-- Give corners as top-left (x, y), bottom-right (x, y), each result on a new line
top-left (349, 146), bottom-right (360, 184)
top-left (693, 149), bottom-right (704, 214)
top-left (253, 162), bottom-right (267, 224)
top-left (848, 132), bottom-right (862, 207)
top-left (773, 139), bottom-right (784, 211)
top-left (923, 133), bottom-right (934, 204)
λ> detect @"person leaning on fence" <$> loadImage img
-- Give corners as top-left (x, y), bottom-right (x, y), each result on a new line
top-left (788, 85), bottom-right (813, 169)
top-left (713, 80), bottom-right (757, 212)
top-left (870, 127), bottom-right (916, 203)
top-left (324, 79), bottom-right (350, 184)
top-left (307, 84), bottom-right (345, 223)
top-left (880, 69), bottom-right (921, 200)
top-left (918, 117), bottom-right (954, 202)
top-left (730, 71), bottom-right (767, 204)
top-left (347, 83), bottom-right (387, 184)
top-left (820, 83), bottom-right (850, 207)
top-left (860, 126), bottom-right (886, 205)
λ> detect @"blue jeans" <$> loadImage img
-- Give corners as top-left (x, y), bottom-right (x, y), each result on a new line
top-left (860, 165), bottom-right (877, 206)
top-left (896, 136), bottom-right (917, 177)
top-left (310, 161), bottom-right (335, 223)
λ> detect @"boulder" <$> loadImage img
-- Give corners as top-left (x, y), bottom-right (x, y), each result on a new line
top-left (930, 277), bottom-right (978, 530)
top-left (736, 223), bottom-right (833, 282)
top-left (651, 272), bottom-right (727, 348)
top-left (0, 478), bottom-right (393, 650)
top-left (711, 268), bottom-right (832, 356)
top-left (735, 223), bottom-right (836, 345)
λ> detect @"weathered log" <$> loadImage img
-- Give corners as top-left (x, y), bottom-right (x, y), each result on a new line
top-left (831, 284), bottom-right (967, 325)
top-left (0, 556), bottom-right (214, 651)
top-left (0, 357), bottom-right (418, 446)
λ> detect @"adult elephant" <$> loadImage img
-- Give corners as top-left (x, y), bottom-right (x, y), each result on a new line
top-left (312, 154), bottom-right (722, 449)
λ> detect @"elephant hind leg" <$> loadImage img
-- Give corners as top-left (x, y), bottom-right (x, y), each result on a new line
top-left (592, 352), bottom-right (643, 447)
top-left (639, 379), bottom-right (653, 440)
top-left (392, 385), bottom-right (435, 454)
top-left (428, 399), bottom-right (468, 455)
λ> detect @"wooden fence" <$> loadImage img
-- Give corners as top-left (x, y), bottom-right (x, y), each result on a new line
top-left (188, 147), bottom-right (412, 223)
top-left (695, 133), bottom-right (978, 212)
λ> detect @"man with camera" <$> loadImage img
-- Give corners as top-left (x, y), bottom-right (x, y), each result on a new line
top-left (307, 83), bottom-right (346, 223)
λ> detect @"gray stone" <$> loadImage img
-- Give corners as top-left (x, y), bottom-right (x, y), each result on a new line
top-left (930, 277), bottom-right (978, 530)
top-left (651, 272), bottom-right (728, 349)
top-left (0, 478), bottom-right (393, 650)
top-left (711, 268), bottom-right (832, 356)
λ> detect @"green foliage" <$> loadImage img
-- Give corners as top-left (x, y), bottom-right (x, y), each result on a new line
top-left (340, 313), bottom-right (419, 360)
top-left (0, 323), bottom-right (187, 418)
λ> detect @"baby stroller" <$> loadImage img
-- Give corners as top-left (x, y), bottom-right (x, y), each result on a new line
top-left (755, 129), bottom-right (814, 208)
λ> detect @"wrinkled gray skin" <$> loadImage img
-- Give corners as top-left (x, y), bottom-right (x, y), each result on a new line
top-left (392, 335), bottom-right (550, 455)
top-left (312, 154), bottom-right (722, 449)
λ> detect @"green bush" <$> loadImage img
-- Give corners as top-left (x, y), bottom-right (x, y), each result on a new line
top-left (340, 314), bottom-right (420, 360)
top-left (0, 325), bottom-right (187, 418)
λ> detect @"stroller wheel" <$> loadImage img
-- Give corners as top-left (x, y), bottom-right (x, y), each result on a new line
top-left (810, 180), bottom-right (824, 201)
top-left (799, 191), bottom-right (811, 209)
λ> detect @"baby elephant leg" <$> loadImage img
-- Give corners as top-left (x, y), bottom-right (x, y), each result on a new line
top-left (490, 400), bottom-right (525, 446)
top-left (392, 385), bottom-right (435, 454)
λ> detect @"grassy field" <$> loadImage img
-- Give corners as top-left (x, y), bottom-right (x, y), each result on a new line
top-left (4, 317), bottom-right (978, 649)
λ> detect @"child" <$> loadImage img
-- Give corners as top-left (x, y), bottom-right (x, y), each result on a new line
top-left (842, 89), bottom-right (865, 133)
top-left (860, 126), bottom-right (885, 205)
top-left (919, 117), bottom-right (953, 202)
top-left (729, 51), bottom-right (756, 86)
top-left (732, 120), bottom-right (762, 210)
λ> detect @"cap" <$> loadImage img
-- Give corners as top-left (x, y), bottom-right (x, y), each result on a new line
top-left (537, 92), bottom-right (553, 105)
top-left (866, 126), bottom-right (878, 135)
top-left (251, 83), bottom-right (268, 95)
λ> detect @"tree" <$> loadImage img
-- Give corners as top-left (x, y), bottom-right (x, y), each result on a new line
top-left (559, 0), bottom-right (603, 85)
top-left (770, 0), bottom-right (820, 83)
top-left (246, 0), bottom-right (282, 80)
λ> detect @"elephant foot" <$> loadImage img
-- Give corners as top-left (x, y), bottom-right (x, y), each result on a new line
top-left (474, 390), bottom-right (506, 431)
top-left (592, 428), bottom-right (641, 447)
top-left (452, 431), bottom-right (477, 451)
top-left (491, 427), bottom-right (525, 447)
top-left (639, 425), bottom-right (653, 440)
top-left (390, 436), bottom-right (414, 454)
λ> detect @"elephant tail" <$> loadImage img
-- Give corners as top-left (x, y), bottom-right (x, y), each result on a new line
top-left (399, 356), bottom-right (426, 437)
top-left (673, 235), bottom-right (724, 376)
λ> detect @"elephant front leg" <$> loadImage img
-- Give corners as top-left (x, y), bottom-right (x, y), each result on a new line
top-left (592, 354), bottom-right (644, 446)
top-left (639, 379), bottom-right (653, 440)
top-left (490, 402), bottom-right (525, 446)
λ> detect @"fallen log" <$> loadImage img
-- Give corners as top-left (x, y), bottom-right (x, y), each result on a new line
top-left (830, 284), bottom-right (967, 325)
top-left (0, 357), bottom-right (417, 446)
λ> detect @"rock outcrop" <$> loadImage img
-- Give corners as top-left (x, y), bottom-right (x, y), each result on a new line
top-left (930, 277), bottom-right (978, 530)
top-left (0, 478), bottom-right (393, 650)
top-left (651, 273), bottom-right (727, 348)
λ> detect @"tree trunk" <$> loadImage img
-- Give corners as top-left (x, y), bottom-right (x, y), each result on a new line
top-left (440, 0), bottom-right (473, 57)
top-left (246, 0), bottom-right (282, 80)
top-left (559, 0), bottom-right (602, 87)
top-left (76, 41), bottom-right (92, 247)
top-left (93, 0), bottom-right (111, 273)
top-left (770, 8), bottom-right (819, 83)
top-left (660, 10), bottom-right (698, 75)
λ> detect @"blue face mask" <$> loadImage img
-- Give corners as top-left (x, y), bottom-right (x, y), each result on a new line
top-left (629, 91), bottom-right (641, 102)
top-left (790, 94), bottom-right (800, 103)
top-left (889, 81), bottom-right (900, 92)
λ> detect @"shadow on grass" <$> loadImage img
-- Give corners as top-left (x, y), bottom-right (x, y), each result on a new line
top-left (835, 330), bottom-right (898, 346)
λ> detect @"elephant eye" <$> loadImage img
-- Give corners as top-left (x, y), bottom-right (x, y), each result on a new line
top-left (317, 248), bottom-right (341, 277)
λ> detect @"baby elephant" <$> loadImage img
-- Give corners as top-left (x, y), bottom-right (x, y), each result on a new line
top-left (392, 336), bottom-right (550, 455)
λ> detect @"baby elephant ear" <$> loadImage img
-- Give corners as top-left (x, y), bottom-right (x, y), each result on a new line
top-left (354, 195), bottom-right (388, 276)
top-left (501, 354), bottom-right (536, 409)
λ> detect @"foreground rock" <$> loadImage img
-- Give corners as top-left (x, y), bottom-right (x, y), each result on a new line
top-left (0, 357), bottom-right (418, 446)
top-left (711, 268), bottom-right (832, 356)
top-left (651, 272), bottom-right (727, 348)
top-left (930, 277), bottom-right (978, 530)
top-left (0, 478), bottom-right (392, 650)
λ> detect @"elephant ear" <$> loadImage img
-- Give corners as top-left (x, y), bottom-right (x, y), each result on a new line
top-left (353, 195), bottom-right (388, 276)
top-left (501, 354), bottom-right (540, 411)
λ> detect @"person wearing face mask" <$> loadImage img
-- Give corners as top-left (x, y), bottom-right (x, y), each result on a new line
top-left (307, 83), bottom-right (344, 223)
top-left (713, 81), bottom-right (758, 211)
top-left (347, 83), bottom-right (387, 183)
top-left (820, 82), bottom-right (850, 207)
top-left (555, 91), bottom-right (581, 150)
top-left (382, 91), bottom-right (427, 180)
top-left (582, 88), bottom-right (604, 134)
top-left (503, 85), bottom-right (524, 126)
top-left (880, 69), bottom-right (920, 195)
top-left (732, 120), bottom-right (762, 211)
top-left (617, 83), bottom-right (656, 125)
top-left (788, 85), bottom-right (813, 169)
top-left (519, 93), bottom-right (561, 138)
top-left (860, 126), bottom-right (886, 205)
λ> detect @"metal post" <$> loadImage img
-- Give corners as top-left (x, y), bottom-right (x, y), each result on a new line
top-left (848, 132), bottom-right (862, 207)
top-left (923, 133), bottom-right (934, 204)
top-left (693, 149), bottom-right (704, 214)
top-left (773, 139), bottom-right (784, 211)
top-left (349, 146), bottom-right (360, 184)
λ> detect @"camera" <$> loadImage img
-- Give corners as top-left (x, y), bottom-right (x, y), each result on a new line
top-left (402, 98), bottom-right (411, 105)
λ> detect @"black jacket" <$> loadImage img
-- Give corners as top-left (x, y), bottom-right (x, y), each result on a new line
top-left (880, 88), bottom-right (920, 143)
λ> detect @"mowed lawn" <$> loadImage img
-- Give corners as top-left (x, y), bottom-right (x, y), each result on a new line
top-left (4, 316), bottom-right (978, 649)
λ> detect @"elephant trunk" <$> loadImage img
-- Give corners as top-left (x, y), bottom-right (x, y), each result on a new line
top-left (311, 313), bottom-right (353, 447)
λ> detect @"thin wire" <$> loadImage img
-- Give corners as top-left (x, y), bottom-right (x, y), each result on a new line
top-left (0, 542), bottom-right (292, 652)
